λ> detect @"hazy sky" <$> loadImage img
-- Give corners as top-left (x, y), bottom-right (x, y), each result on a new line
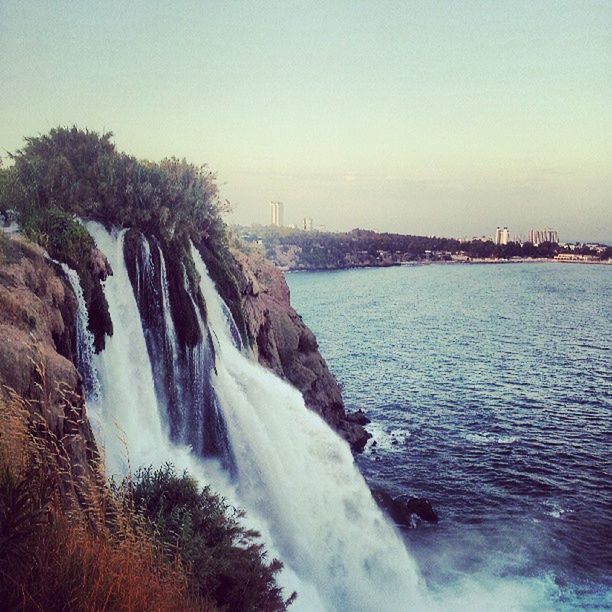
top-left (1, 1), bottom-right (611, 241)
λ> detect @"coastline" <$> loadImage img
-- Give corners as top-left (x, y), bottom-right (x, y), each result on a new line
top-left (282, 257), bottom-right (612, 273)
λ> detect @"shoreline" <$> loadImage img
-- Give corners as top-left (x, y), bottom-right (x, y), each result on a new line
top-left (283, 257), bottom-right (612, 273)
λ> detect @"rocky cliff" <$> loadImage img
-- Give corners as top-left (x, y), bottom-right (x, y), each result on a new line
top-left (1, 228), bottom-right (369, 460)
top-left (0, 233), bottom-right (100, 500)
top-left (227, 247), bottom-right (370, 451)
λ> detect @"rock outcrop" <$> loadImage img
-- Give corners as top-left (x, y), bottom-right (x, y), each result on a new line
top-left (372, 488), bottom-right (439, 527)
top-left (229, 247), bottom-right (370, 451)
top-left (0, 233), bottom-right (99, 498)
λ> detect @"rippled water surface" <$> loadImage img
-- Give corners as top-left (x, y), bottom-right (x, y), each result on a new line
top-left (287, 263), bottom-right (611, 609)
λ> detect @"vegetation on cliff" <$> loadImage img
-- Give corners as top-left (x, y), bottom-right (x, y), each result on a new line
top-left (0, 127), bottom-right (228, 244)
top-left (0, 127), bottom-right (233, 350)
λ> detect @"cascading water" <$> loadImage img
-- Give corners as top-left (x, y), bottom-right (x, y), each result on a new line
top-left (185, 268), bottom-right (233, 464)
top-left (59, 263), bottom-right (100, 399)
top-left (220, 300), bottom-right (244, 350)
top-left (76, 221), bottom-right (427, 611)
top-left (84, 222), bottom-right (195, 476)
top-left (191, 244), bottom-right (426, 611)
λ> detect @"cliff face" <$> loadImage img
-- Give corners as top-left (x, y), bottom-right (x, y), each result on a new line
top-left (229, 247), bottom-right (370, 451)
top-left (0, 228), bottom-right (368, 476)
top-left (0, 233), bottom-right (99, 495)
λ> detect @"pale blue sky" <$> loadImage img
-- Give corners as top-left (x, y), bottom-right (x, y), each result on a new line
top-left (1, 1), bottom-right (611, 240)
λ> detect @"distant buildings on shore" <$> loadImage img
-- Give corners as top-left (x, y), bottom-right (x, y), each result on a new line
top-left (528, 228), bottom-right (559, 246)
top-left (269, 202), bottom-right (315, 231)
top-left (270, 201), bottom-right (284, 227)
top-left (494, 227), bottom-right (509, 245)
top-left (491, 226), bottom-right (560, 246)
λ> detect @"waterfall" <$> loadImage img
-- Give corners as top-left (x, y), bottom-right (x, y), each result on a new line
top-left (158, 243), bottom-right (180, 375)
top-left (191, 244), bottom-right (425, 611)
top-left (59, 263), bottom-right (100, 399)
top-left (81, 221), bottom-right (426, 610)
top-left (84, 222), bottom-right (192, 475)
top-left (220, 300), bottom-right (244, 350)
top-left (185, 268), bottom-right (233, 464)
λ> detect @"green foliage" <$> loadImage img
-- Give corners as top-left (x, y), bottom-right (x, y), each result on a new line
top-left (3, 126), bottom-right (229, 248)
top-left (0, 126), bottom-right (233, 350)
top-left (21, 205), bottom-right (94, 265)
top-left (123, 465), bottom-right (295, 612)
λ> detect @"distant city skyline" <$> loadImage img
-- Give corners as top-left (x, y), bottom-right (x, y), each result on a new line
top-left (1, 1), bottom-right (610, 242)
top-left (258, 201), bottom-right (595, 245)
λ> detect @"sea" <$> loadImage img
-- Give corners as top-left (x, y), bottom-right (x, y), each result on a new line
top-left (287, 262), bottom-right (612, 610)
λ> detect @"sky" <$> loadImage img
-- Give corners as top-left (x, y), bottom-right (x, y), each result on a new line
top-left (1, 1), bottom-right (611, 241)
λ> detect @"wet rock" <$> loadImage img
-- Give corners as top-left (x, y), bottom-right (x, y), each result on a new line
top-left (90, 246), bottom-right (112, 280)
top-left (372, 488), bottom-right (439, 526)
top-left (401, 496), bottom-right (439, 523)
top-left (345, 409), bottom-right (371, 425)
top-left (338, 420), bottom-right (372, 452)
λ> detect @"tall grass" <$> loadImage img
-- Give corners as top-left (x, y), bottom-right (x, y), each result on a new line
top-left (0, 391), bottom-right (214, 611)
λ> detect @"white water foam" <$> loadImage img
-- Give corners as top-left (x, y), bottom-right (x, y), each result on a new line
top-left (192, 244), bottom-right (425, 611)
top-left (465, 432), bottom-right (519, 445)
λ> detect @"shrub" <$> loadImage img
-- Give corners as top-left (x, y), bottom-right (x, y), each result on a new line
top-left (0, 126), bottom-right (234, 351)
top-left (123, 465), bottom-right (296, 612)
top-left (2, 127), bottom-right (229, 249)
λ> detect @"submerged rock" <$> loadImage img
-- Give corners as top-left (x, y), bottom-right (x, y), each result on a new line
top-left (372, 488), bottom-right (439, 526)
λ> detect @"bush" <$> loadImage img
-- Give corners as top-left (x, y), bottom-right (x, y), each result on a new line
top-left (124, 465), bottom-right (296, 612)
top-left (0, 126), bottom-right (234, 351)
top-left (2, 127), bottom-right (229, 249)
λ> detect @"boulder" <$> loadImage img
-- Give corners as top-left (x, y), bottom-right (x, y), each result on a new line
top-left (372, 488), bottom-right (439, 526)
top-left (345, 409), bottom-right (371, 425)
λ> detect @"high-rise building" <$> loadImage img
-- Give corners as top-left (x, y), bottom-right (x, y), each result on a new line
top-left (528, 228), bottom-right (559, 246)
top-left (494, 226), bottom-right (509, 245)
top-left (302, 217), bottom-right (313, 231)
top-left (270, 201), bottom-right (284, 227)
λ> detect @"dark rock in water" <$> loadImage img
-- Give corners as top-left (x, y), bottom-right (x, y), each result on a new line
top-left (372, 488), bottom-right (439, 526)
top-left (401, 496), bottom-right (439, 523)
top-left (345, 409), bottom-right (371, 425)
top-left (338, 419), bottom-right (372, 452)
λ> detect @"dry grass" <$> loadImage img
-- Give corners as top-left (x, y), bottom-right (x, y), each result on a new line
top-left (8, 515), bottom-right (211, 612)
top-left (0, 386), bottom-right (216, 612)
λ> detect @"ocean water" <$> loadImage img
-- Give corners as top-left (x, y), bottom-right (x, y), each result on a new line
top-left (287, 262), bottom-right (612, 609)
